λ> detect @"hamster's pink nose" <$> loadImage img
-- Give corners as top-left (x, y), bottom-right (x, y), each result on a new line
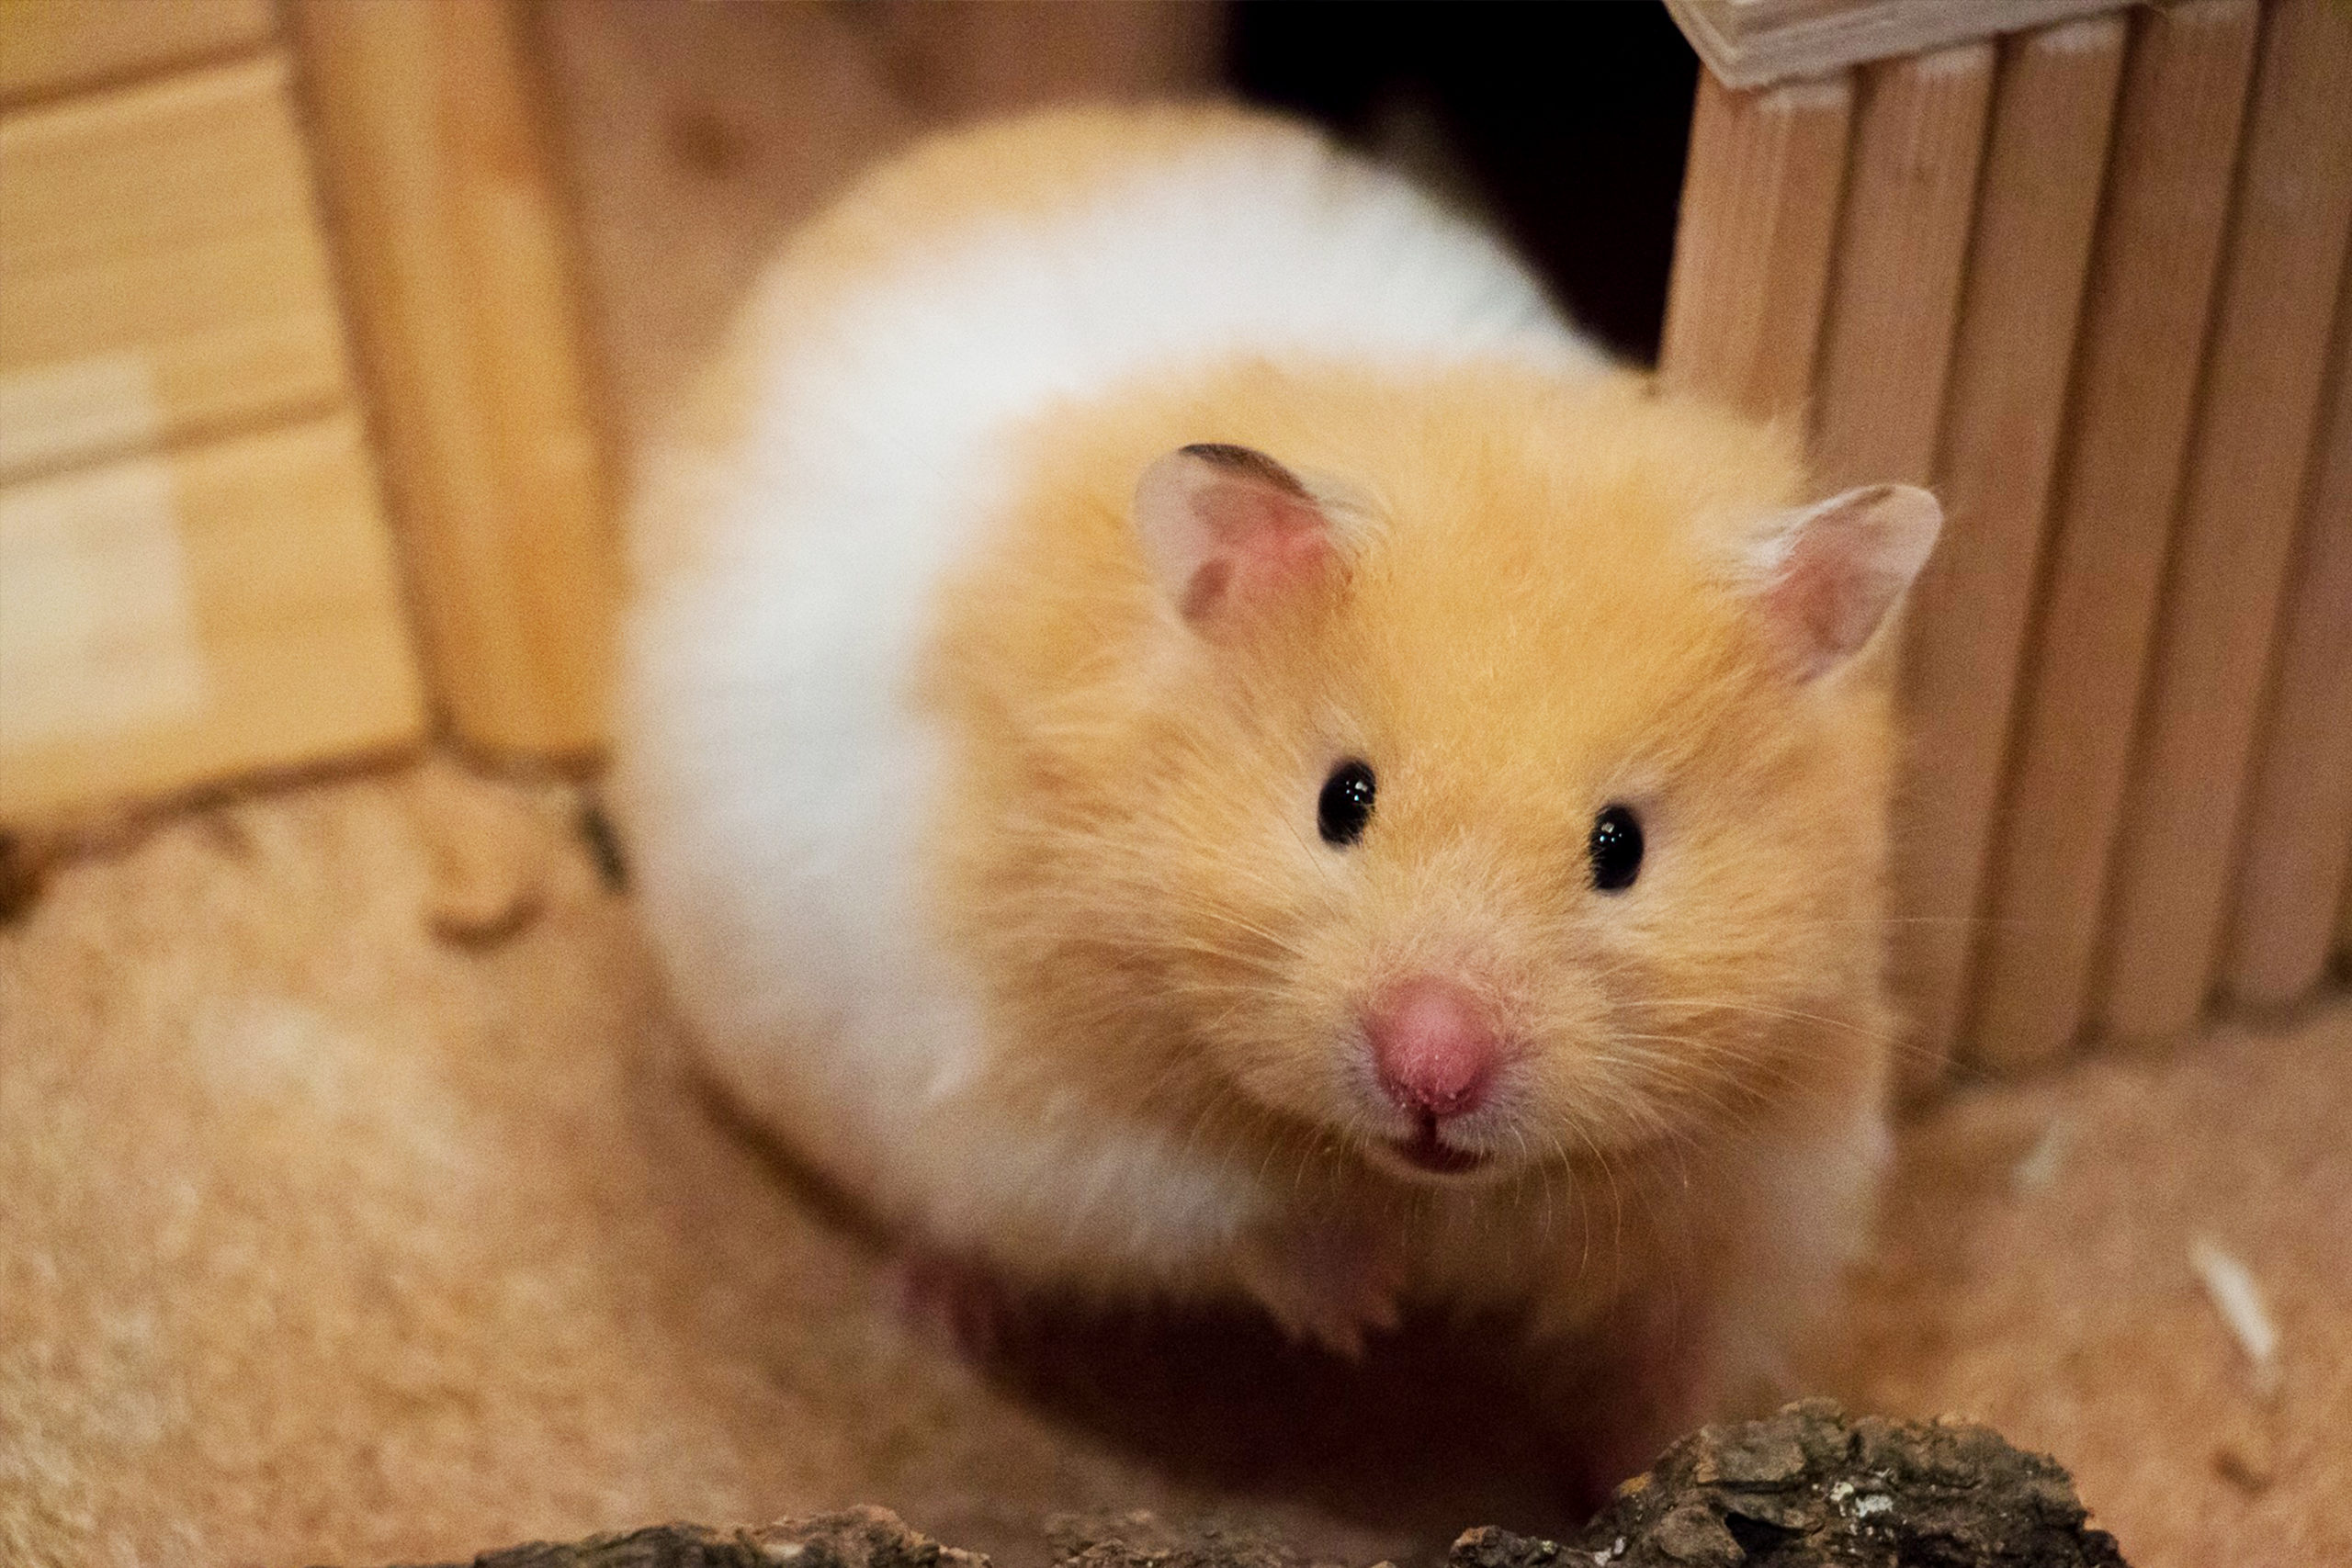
top-left (1367, 978), bottom-right (1498, 1119)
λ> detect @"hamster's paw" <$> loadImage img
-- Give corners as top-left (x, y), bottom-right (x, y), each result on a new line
top-left (1235, 1218), bottom-right (1406, 1360)
top-left (890, 1247), bottom-right (1011, 1360)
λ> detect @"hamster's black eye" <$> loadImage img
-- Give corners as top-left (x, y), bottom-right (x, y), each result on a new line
top-left (1589, 804), bottom-right (1644, 892)
top-left (1317, 760), bottom-right (1376, 846)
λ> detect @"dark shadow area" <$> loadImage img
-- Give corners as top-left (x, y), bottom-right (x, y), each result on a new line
top-left (1230, 1), bottom-right (1700, 365)
top-left (976, 1299), bottom-right (1589, 1547)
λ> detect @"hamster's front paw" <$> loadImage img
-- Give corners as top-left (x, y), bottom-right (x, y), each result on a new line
top-left (1234, 1218), bottom-right (1406, 1359)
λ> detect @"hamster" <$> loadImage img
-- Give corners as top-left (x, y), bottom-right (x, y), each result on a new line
top-left (612, 105), bottom-right (1939, 1478)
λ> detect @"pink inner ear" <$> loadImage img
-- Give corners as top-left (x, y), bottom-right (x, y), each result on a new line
top-left (1185, 479), bottom-right (1334, 621)
top-left (1746, 484), bottom-right (1941, 680)
top-left (1765, 540), bottom-right (1875, 672)
top-left (1133, 443), bottom-right (1342, 630)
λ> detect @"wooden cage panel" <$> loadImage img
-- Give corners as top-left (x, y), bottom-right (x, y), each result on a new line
top-left (1891, 15), bottom-right (2129, 1068)
top-left (0, 416), bottom-right (425, 820)
top-left (2095, 0), bottom-right (2352, 1041)
top-left (0, 55), bottom-right (352, 482)
top-left (1963, 0), bottom-right (2263, 1072)
top-left (2222, 262), bottom-right (2352, 1010)
top-left (1604, 0), bottom-right (2352, 1071)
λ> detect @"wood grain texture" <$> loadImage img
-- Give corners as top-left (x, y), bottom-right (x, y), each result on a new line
top-left (0, 53), bottom-right (351, 480)
top-left (2222, 256), bottom-right (2352, 1011)
top-left (1657, 69), bottom-right (1854, 427)
top-left (2097, 0), bottom-right (2352, 1039)
top-left (0, 0), bottom-right (274, 107)
top-left (295, 0), bottom-right (616, 761)
top-left (1965, 0), bottom-right (2261, 1071)
top-left (1890, 17), bottom-right (2128, 1069)
top-left (0, 415), bottom-right (425, 823)
top-left (1809, 42), bottom-right (1994, 491)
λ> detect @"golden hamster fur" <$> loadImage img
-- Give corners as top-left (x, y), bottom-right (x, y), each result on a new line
top-left (612, 105), bottom-right (1940, 1478)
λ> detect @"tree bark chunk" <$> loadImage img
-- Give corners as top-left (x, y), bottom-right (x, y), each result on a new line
top-left (383, 1404), bottom-right (2129, 1568)
top-left (1463, 1400), bottom-right (2129, 1568)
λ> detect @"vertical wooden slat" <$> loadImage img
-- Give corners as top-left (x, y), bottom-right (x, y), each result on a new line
top-left (1658, 69), bottom-right (1854, 425)
top-left (2098, 0), bottom-right (2352, 1039)
top-left (1808, 41), bottom-right (1994, 492)
top-left (1965, 0), bottom-right (2260, 1072)
top-left (293, 0), bottom-right (616, 761)
top-left (1891, 17), bottom-right (2128, 1068)
top-left (2222, 256), bottom-right (2352, 1010)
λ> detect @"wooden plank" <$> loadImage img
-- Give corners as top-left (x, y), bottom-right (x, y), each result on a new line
top-left (2222, 255), bottom-right (2352, 1011)
top-left (1964, 0), bottom-right (2260, 1072)
top-left (2098, 0), bottom-right (2352, 1039)
top-left (1657, 69), bottom-right (1854, 425)
top-left (294, 0), bottom-right (616, 760)
top-left (1809, 41), bottom-right (1995, 491)
top-left (0, 414), bottom-right (427, 823)
top-left (0, 54), bottom-right (351, 481)
top-left (1889, 16), bottom-right (2128, 1069)
top-left (0, 0), bottom-right (275, 107)
top-left (1664, 0), bottom-right (2128, 89)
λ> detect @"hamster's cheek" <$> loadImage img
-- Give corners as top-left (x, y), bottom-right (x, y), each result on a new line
top-left (1193, 946), bottom-right (1369, 1123)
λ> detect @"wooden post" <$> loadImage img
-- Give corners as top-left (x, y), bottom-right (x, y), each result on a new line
top-left (2222, 256), bottom-right (2352, 1011)
top-left (1965, 0), bottom-right (2260, 1071)
top-left (1807, 41), bottom-right (1994, 493)
top-left (1658, 69), bottom-right (1855, 425)
top-left (2098, 0), bottom-right (2352, 1040)
top-left (1890, 16), bottom-right (2128, 1069)
top-left (293, 0), bottom-right (616, 761)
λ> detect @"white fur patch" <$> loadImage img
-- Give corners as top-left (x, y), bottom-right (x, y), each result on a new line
top-left (616, 123), bottom-right (1599, 1259)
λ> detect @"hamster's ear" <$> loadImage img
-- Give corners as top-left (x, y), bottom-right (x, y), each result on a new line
top-left (1133, 443), bottom-right (1339, 631)
top-left (1733, 483), bottom-right (1942, 680)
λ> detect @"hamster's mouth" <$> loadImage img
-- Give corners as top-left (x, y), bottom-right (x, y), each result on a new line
top-left (1393, 1116), bottom-right (1488, 1177)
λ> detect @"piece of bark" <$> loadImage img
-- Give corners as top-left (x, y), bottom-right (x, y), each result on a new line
top-left (1048, 1511), bottom-right (1347, 1568)
top-left (385, 1405), bottom-right (2127, 1568)
top-left (395, 1505), bottom-right (989, 1568)
top-left (1460, 1400), bottom-right (2127, 1568)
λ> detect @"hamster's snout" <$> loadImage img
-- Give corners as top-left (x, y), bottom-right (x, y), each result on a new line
top-left (1368, 976), bottom-right (1498, 1118)
top-left (1364, 977), bottom-right (1504, 1176)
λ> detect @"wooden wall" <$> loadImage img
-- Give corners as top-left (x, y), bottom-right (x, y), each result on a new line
top-left (0, 0), bottom-right (424, 823)
top-left (1664, 0), bottom-right (2352, 1079)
